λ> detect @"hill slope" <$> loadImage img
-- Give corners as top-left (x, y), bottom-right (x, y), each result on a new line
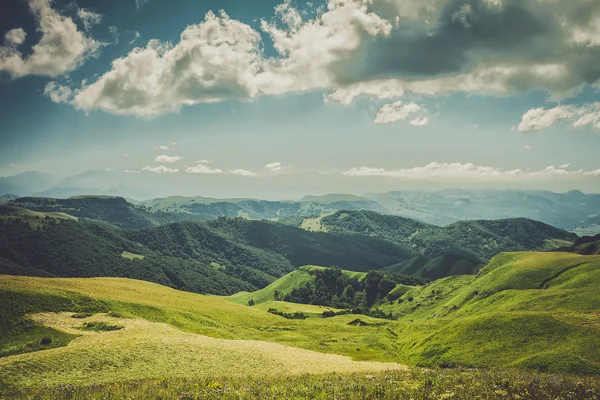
top-left (1, 250), bottom-right (599, 389)
top-left (0, 216), bottom-right (417, 295)
top-left (317, 211), bottom-right (576, 262)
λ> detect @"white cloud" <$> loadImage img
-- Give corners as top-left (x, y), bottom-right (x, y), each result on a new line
top-left (256, 0), bottom-right (393, 96)
top-left (343, 162), bottom-right (600, 181)
top-left (409, 116), bottom-right (429, 126)
top-left (77, 8), bottom-right (102, 31)
top-left (125, 169), bottom-right (141, 174)
top-left (0, 0), bottom-right (103, 78)
top-left (517, 106), bottom-right (574, 132)
top-left (518, 103), bottom-right (600, 132)
top-left (524, 144), bottom-right (532, 151)
top-left (4, 29), bottom-right (26, 46)
top-left (25, 0), bottom-right (600, 118)
top-left (154, 155), bottom-right (183, 163)
top-left (44, 82), bottom-right (73, 103)
top-left (265, 162), bottom-right (284, 172)
top-left (374, 101), bottom-right (422, 124)
top-left (452, 4), bottom-right (473, 28)
top-left (156, 143), bottom-right (177, 151)
top-left (185, 164), bottom-right (224, 174)
top-left (72, 11), bottom-right (263, 117)
top-left (229, 168), bottom-right (257, 176)
top-left (195, 159), bottom-right (213, 164)
top-left (142, 165), bottom-right (179, 173)
top-left (130, 31), bottom-right (141, 45)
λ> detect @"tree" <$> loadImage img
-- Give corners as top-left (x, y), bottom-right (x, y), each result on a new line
top-left (248, 299), bottom-right (255, 306)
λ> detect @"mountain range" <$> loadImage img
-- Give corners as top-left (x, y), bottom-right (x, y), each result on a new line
top-left (2, 171), bottom-right (599, 234)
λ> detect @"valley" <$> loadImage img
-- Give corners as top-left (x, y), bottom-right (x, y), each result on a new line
top-left (0, 194), bottom-right (599, 398)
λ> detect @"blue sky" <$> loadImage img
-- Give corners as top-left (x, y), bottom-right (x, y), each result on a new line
top-left (1, 0), bottom-right (600, 197)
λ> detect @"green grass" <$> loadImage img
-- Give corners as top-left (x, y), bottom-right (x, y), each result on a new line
top-left (121, 251), bottom-right (144, 260)
top-left (1, 251), bottom-right (599, 393)
top-left (4, 368), bottom-right (599, 400)
top-left (228, 266), bottom-right (367, 306)
top-left (0, 207), bottom-right (78, 228)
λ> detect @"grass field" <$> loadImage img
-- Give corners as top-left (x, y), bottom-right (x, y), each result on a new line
top-left (1, 251), bottom-right (599, 397)
top-left (121, 251), bottom-right (144, 260)
top-left (6, 368), bottom-right (599, 399)
top-left (0, 207), bottom-right (77, 228)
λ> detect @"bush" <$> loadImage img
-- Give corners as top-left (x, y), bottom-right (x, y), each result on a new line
top-left (248, 299), bottom-right (255, 306)
top-left (267, 308), bottom-right (308, 320)
top-left (39, 337), bottom-right (52, 345)
top-left (80, 322), bottom-right (124, 332)
top-left (71, 312), bottom-right (93, 318)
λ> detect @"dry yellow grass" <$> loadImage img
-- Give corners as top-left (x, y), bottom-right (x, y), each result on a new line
top-left (0, 312), bottom-right (405, 388)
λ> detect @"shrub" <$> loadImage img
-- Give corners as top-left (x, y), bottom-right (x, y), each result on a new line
top-left (39, 337), bottom-right (52, 345)
top-left (71, 312), bottom-right (93, 318)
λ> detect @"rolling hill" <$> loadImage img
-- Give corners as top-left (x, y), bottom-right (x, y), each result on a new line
top-left (0, 250), bottom-right (598, 398)
top-left (314, 210), bottom-right (576, 262)
top-left (0, 214), bottom-right (418, 295)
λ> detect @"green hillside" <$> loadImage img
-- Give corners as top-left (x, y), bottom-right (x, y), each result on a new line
top-left (0, 216), bottom-right (416, 296)
top-left (318, 211), bottom-right (576, 262)
top-left (226, 252), bottom-right (600, 375)
top-left (229, 266), bottom-right (368, 306)
top-left (384, 254), bottom-right (482, 280)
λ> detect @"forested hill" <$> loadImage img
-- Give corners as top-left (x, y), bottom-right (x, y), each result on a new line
top-left (0, 217), bottom-right (417, 295)
top-left (312, 210), bottom-right (577, 262)
top-left (11, 196), bottom-right (208, 229)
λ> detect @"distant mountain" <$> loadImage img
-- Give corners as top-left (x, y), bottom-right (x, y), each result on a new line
top-left (364, 189), bottom-right (600, 231)
top-left (11, 196), bottom-right (207, 229)
top-left (138, 195), bottom-right (387, 219)
top-left (0, 172), bottom-right (56, 196)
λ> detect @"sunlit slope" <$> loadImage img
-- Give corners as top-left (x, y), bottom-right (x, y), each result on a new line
top-left (0, 275), bottom-right (405, 365)
top-left (228, 265), bottom-right (366, 305)
top-left (0, 312), bottom-right (402, 389)
top-left (381, 252), bottom-right (600, 374)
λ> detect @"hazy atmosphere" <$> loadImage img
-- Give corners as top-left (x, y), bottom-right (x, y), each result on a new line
top-left (2, 1), bottom-right (600, 399)
top-left (1, 0), bottom-right (600, 198)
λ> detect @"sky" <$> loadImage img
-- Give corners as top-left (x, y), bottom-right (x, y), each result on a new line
top-left (1, 0), bottom-right (600, 198)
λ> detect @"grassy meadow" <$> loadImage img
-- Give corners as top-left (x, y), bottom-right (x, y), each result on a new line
top-left (1, 251), bottom-right (599, 397)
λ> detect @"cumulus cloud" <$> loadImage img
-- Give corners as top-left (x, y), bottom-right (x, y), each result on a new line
top-left (44, 82), bottom-right (73, 103)
top-left (31, 0), bottom-right (600, 116)
top-left (343, 162), bottom-right (600, 181)
top-left (265, 162), bottom-right (284, 172)
top-left (518, 103), bottom-right (600, 132)
top-left (229, 168), bottom-right (257, 176)
top-left (58, 0), bottom-right (393, 116)
top-left (195, 159), bottom-right (213, 164)
top-left (517, 106), bottom-right (574, 132)
top-left (4, 29), bottom-right (26, 46)
top-left (409, 116), bottom-right (429, 126)
top-left (154, 155), bottom-right (183, 163)
top-left (185, 164), bottom-right (224, 174)
top-left (71, 11), bottom-right (263, 117)
top-left (0, 0), bottom-right (102, 78)
top-left (374, 101), bottom-right (422, 124)
top-left (77, 8), bottom-right (102, 31)
top-left (142, 165), bottom-right (179, 173)
top-left (125, 169), bottom-right (141, 174)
